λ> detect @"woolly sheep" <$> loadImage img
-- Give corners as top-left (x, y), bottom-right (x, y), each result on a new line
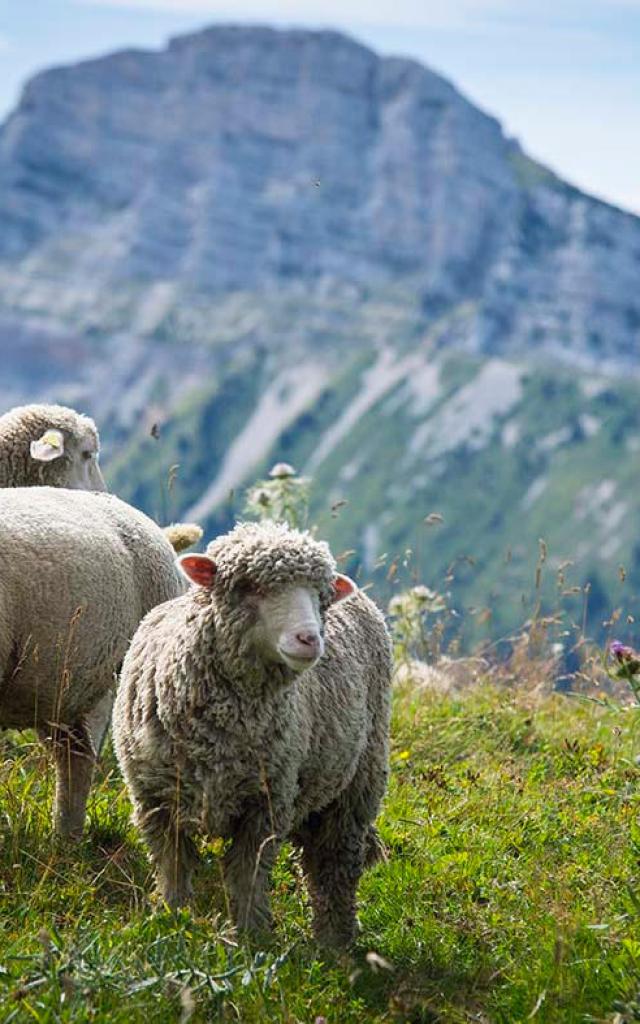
top-left (393, 656), bottom-right (488, 695)
top-left (0, 487), bottom-right (183, 838)
top-left (0, 403), bottom-right (203, 552)
top-left (113, 521), bottom-right (392, 948)
top-left (0, 403), bottom-right (106, 491)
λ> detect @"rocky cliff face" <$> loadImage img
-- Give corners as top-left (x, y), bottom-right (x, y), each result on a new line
top-left (1, 25), bottom-right (639, 375)
top-left (1, 25), bottom-right (640, 640)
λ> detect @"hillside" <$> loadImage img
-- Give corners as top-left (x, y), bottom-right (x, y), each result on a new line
top-left (1, 25), bottom-right (640, 640)
top-left (106, 352), bottom-right (640, 643)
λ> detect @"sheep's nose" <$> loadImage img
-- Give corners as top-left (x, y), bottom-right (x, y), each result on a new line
top-left (296, 631), bottom-right (321, 650)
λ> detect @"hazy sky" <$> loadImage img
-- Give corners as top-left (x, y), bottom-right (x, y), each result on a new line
top-left (1, 0), bottom-right (638, 213)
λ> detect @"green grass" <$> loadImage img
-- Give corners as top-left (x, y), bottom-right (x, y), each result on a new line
top-left (1, 683), bottom-right (639, 1022)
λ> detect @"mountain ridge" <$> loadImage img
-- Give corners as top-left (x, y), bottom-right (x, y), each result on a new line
top-left (2, 22), bottom-right (638, 361)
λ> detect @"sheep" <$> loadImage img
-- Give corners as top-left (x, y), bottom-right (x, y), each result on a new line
top-left (0, 403), bottom-right (106, 491)
top-left (0, 486), bottom-right (184, 839)
top-left (0, 403), bottom-right (202, 552)
top-left (113, 521), bottom-right (392, 948)
top-left (393, 656), bottom-right (488, 695)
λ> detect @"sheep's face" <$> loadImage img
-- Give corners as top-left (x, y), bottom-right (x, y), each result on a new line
top-left (178, 553), bottom-right (357, 676)
top-left (250, 584), bottom-right (325, 672)
top-left (30, 424), bottom-right (106, 491)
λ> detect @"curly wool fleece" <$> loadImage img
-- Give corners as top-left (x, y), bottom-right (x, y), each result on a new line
top-left (113, 520), bottom-right (392, 948)
top-left (206, 520), bottom-right (337, 606)
top-left (0, 403), bottom-right (100, 487)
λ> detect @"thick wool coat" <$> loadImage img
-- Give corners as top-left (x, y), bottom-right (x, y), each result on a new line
top-left (0, 404), bottom-right (100, 487)
top-left (0, 487), bottom-right (183, 835)
top-left (113, 521), bottom-right (392, 947)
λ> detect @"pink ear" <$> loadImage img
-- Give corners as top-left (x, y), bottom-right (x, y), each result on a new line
top-left (178, 554), bottom-right (217, 588)
top-left (331, 573), bottom-right (357, 604)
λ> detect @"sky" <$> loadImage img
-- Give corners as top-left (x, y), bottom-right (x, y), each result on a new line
top-left (0, 0), bottom-right (638, 213)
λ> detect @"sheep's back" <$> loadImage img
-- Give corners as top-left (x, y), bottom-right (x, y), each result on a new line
top-left (94, 491), bottom-right (184, 614)
top-left (0, 488), bottom-right (181, 728)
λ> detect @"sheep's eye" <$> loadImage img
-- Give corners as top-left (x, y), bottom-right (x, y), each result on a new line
top-left (82, 451), bottom-right (93, 461)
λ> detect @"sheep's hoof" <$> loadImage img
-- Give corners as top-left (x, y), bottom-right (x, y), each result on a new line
top-left (52, 820), bottom-right (85, 844)
top-left (236, 924), bottom-right (275, 949)
top-left (364, 826), bottom-right (389, 868)
top-left (233, 906), bottom-right (275, 945)
top-left (312, 918), bottom-right (359, 951)
top-left (154, 885), bottom-right (193, 912)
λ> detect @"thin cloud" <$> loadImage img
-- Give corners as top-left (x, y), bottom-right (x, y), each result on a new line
top-left (75, 0), bottom-right (518, 31)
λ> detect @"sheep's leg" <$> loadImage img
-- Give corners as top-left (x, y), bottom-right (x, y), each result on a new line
top-left (139, 806), bottom-right (200, 909)
top-left (223, 800), bottom-right (279, 937)
top-left (118, 730), bottom-right (200, 908)
top-left (364, 824), bottom-right (388, 868)
top-left (299, 806), bottom-right (366, 949)
top-left (301, 741), bottom-right (387, 948)
top-left (51, 721), bottom-right (96, 840)
top-left (85, 687), bottom-right (115, 757)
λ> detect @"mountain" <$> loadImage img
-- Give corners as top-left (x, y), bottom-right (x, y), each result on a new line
top-left (1, 25), bottom-right (640, 643)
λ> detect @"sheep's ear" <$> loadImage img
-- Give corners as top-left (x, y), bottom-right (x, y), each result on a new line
top-left (177, 554), bottom-right (217, 588)
top-left (331, 574), bottom-right (357, 604)
top-left (30, 429), bottom-right (65, 462)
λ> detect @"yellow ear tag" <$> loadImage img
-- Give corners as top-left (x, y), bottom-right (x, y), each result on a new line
top-left (30, 428), bottom-right (65, 462)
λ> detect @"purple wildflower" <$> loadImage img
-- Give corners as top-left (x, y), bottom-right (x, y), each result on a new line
top-left (609, 639), bottom-right (640, 686)
top-left (610, 640), bottom-right (636, 662)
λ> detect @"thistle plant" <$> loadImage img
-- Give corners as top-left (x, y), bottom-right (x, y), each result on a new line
top-left (244, 463), bottom-right (311, 530)
top-left (608, 640), bottom-right (640, 704)
top-left (387, 584), bottom-right (448, 666)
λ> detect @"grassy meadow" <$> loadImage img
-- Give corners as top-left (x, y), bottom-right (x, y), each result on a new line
top-left (1, 677), bottom-right (639, 1023)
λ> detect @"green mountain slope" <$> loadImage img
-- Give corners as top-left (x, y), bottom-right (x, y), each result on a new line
top-left (109, 350), bottom-right (640, 645)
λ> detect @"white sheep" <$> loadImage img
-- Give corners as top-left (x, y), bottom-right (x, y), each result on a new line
top-left (393, 656), bottom-right (488, 695)
top-left (0, 402), bottom-right (203, 552)
top-left (0, 487), bottom-right (184, 838)
top-left (0, 403), bottom-right (106, 491)
top-left (113, 521), bottom-right (392, 948)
